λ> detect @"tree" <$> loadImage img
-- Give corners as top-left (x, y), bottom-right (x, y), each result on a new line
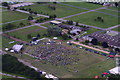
top-left (91, 38), bottom-right (98, 45)
top-left (28, 16), bottom-right (33, 20)
top-left (34, 12), bottom-right (37, 15)
top-left (67, 20), bottom-right (73, 25)
top-left (102, 42), bottom-right (109, 48)
top-left (85, 40), bottom-right (90, 44)
top-left (37, 34), bottom-right (40, 38)
top-left (19, 23), bottom-right (24, 26)
top-left (115, 48), bottom-right (120, 52)
top-left (115, 2), bottom-right (118, 7)
top-left (29, 11), bottom-right (33, 14)
top-left (76, 38), bottom-right (79, 41)
top-left (62, 34), bottom-right (68, 40)
top-left (75, 22), bottom-right (79, 26)
top-left (53, 14), bottom-right (57, 18)
top-left (2, 54), bottom-right (42, 79)
top-left (108, 74), bottom-right (120, 80)
top-left (2, 2), bottom-right (8, 6)
top-left (28, 8), bottom-right (31, 11)
top-left (27, 34), bottom-right (32, 39)
top-left (3, 23), bottom-right (16, 31)
top-left (47, 26), bottom-right (62, 37)
top-left (53, 2), bottom-right (57, 4)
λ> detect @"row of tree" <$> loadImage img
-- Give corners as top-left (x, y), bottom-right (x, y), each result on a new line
top-left (85, 38), bottom-right (120, 52)
top-left (48, 5), bottom-right (56, 10)
top-left (2, 54), bottom-right (42, 79)
top-left (94, 16), bottom-right (104, 23)
top-left (2, 23), bottom-right (16, 31)
top-left (89, 38), bottom-right (109, 48)
top-left (47, 26), bottom-right (70, 40)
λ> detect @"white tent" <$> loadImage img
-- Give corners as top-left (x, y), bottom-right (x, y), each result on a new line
top-left (12, 44), bottom-right (23, 52)
top-left (5, 48), bottom-right (9, 51)
top-left (45, 74), bottom-right (58, 80)
top-left (109, 67), bottom-right (120, 74)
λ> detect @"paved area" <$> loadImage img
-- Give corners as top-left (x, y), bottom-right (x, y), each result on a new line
top-left (16, 9), bottom-right (49, 18)
top-left (106, 24), bottom-right (120, 30)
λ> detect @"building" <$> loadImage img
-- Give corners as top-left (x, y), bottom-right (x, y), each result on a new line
top-left (82, 36), bottom-right (93, 42)
top-left (70, 29), bottom-right (81, 35)
top-left (12, 44), bottom-right (23, 52)
top-left (59, 24), bottom-right (73, 30)
top-left (50, 20), bottom-right (62, 25)
top-left (9, 2), bottom-right (34, 10)
top-left (59, 24), bottom-right (85, 30)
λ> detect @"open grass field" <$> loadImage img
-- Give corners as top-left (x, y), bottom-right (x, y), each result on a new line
top-left (2, 20), bottom-right (31, 28)
top-left (7, 26), bottom-right (47, 42)
top-left (41, 23), bottom-right (57, 27)
top-left (2, 11), bottom-right (30, 23)
top-left (66, 12), bottom-right (118, 28)
top-left (1, 35), bottom-right (17, 49)
top-left (22, 3), bottom-right (87, 18)
top-left (8, 40), bottom-right (115, 78)
top-left (98, 9), bottom-right (118, 16)
top-left (108, 7), bottom-right (119, 11)
top-left (83, 28), bottom-right (100, 36)
top-left (63, 2), bottom-right (103, 10)
top-left (112, 27), bottom-right (119, 32)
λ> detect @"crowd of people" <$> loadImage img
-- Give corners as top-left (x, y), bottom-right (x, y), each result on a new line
top-left (25, 40), bottom-right (81, 66)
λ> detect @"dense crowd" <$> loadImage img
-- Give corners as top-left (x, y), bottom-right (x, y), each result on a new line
top-left (25, 40), bottom-right (80, 66)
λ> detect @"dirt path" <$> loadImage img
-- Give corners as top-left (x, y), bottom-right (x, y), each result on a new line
top-left (70, 41), bottom-right (110, 54)
top-left (2, 33), bottom-right (31, 45)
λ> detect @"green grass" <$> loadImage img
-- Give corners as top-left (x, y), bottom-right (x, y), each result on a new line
top-left (8, 41), bottom-right (115, 78)
top-left (112, 27), bottom-right (119, 32)
top-left (108, 6), bottom-right (119, 11)
top-left (63, 2), bottom-right (103, 10)
top-left (98, 9), bottom-right (118, 16)
top-left (0, 75), bottom-right (12, 78)
top-left (22, 3), bottom-right (87, 18)
top-left (2, 20), bottom-right (31, 29)
top-left (7, 26), bottom-right (47, 42)
top-left (1, 35), bottom-right (17, 49)
top-left (0, 7), bottom-right (7, 11)
top-left (83, 28), bottom-right (100, 35)
top-left (41, 23), bottom-right (58, 27)
top-left (66, 12), bottom-right (118, 28)
top-left (2, 11), bottom-right (30, 23)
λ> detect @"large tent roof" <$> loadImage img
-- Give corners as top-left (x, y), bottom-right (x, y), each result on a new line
top-left (109, 67), bottom-right (120, 74)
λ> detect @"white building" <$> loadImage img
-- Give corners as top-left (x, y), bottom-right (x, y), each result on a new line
top-left (70, 29), bottom-right (81, 35)
top-left (9, 2), bottom-right (34, 10)
top-left (82, 36), bottom-right (93, 42)
top-left (50, 20), bottom-right (62, 25)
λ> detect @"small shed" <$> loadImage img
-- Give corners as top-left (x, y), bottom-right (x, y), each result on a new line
top-left (50, 20), bottom-right (62, 25)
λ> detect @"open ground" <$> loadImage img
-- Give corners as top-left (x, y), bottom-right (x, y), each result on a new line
top-left (1, 2), bottom-right (119, 78)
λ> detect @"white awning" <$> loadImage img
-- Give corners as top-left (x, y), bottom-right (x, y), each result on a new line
top-left (109, 67), bottom-right (120, 74)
